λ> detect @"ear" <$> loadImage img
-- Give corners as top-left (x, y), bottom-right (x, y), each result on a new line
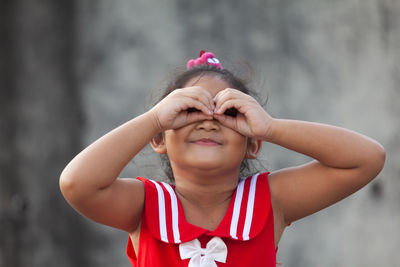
top-left (150, 133), bottom-right (167, 154)
top-left (245, 138), bottom-right (262, 159)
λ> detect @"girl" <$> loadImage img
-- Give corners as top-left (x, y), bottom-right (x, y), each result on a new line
top-left (60, 51), bottom-right (385, 267)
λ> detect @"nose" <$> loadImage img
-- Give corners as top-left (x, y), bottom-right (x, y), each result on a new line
top-left (195, 119), bottom-right (220, 131)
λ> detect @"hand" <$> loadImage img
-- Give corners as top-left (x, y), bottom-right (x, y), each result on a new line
top-left (213, 88), bottom-right (274, 139)
top-left (149, 87), bottom-right (215, 132)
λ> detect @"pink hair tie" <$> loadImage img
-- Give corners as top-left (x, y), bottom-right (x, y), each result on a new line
top-left (186, 50), bottom-right (223, 70)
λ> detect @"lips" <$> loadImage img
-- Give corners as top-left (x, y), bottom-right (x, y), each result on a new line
top-left (191, 138), bottom-right (222, 146)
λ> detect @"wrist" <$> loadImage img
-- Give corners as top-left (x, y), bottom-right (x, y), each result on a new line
top-left (145, 109), bottom-right (164, 134)
top-left (262, 118), bottom-right (280, 142)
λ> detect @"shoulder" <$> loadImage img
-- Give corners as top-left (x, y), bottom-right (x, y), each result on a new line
top-left (243, 171), bottom-right (270, 193)
top-left (231, 172), bottom-right (273, 240)
top-left (237, 172), bottom-right (271, 203)
top-left (136, 177), bottom-right (174, 197)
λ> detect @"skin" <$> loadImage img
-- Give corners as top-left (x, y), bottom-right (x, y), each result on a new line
top-left (59, 74), bottom-right (385, 255)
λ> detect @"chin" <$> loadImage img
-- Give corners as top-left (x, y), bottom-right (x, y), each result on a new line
top-left (189, 158), bottom-right (241, 172)
top-left (190, 160), bottom-right (222, 170)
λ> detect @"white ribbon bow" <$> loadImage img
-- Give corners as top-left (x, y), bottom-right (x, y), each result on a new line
top-left (179, 237), bottom-right (228, 267)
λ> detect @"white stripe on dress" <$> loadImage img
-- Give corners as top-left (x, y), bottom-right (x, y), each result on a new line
top-left (150, 180), bottom-right (169, 242)
top-left (242, 173), bottom-right (259, 240)
top-left (161, 182), bottom-right (181, 243)
top-left (230, 178), bottom-right (245, 239)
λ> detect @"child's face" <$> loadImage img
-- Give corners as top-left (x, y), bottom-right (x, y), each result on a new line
top-left (164, 74), bottom-right (249, 173)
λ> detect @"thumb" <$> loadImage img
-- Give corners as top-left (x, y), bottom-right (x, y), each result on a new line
top-left (213, 113), bottom-right (237, 129)
top-left (183, 112), bottom-right (214, 126)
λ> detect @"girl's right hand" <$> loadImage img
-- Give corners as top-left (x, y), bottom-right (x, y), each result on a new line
top-left (150, 86), bottom-right (215, 132)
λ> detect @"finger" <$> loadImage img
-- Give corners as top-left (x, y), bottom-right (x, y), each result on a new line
top-left (213, 88), bottom-right (231, 106)
top-left (185, 111), bottom-right (213, 124)
top-left (170, 89), bottom-right (213, 115)
top-left (214, 99), bottom-right (244, 115)
top-left (213, 113), bottom-right (236, 128)
top-left (213, 113), bottom-right (246, 135)
top-left (214, 89), bottom-right (247, 113)
top-left (171, 111), bottom-right (213, 129)
top-left (183, 87), bottom-right (215, 111)
top-left (171, 88), bottom-right (212, 110)
top-left (214, 113), bottom-right (249, 136)
top-left (182, 97), bottom-right (214, 116)
top-left (224, 107), bottom-right (238, 117)
top-left (214, 88), bottom-right (244, 100)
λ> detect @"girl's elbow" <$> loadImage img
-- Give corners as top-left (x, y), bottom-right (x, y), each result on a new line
top-left (367, 143), bottom-right (386, 179)
top-left (59, 168), bottom-right (82, 202)
top-left (375, 143), bottom-right (386, 172)
top-left (59, 172), bottom-right (75, 198)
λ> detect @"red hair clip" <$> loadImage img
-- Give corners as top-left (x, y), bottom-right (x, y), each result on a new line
top-left (186, 50), bottom-right (223, 70)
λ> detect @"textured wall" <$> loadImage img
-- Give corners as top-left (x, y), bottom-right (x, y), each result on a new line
top-left (77, 0), bottom-right (399, 266)
top-left (1, 0), bottom-right (399, 266)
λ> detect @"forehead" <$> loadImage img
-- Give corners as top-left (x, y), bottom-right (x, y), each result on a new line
top-left (183, 74), bottom-right (231, 97)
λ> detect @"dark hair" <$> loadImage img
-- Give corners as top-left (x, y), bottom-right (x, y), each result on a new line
top-left (159, 65), bottom-right (252, 101)
top-left (156, 65), bottom-right (265, 182)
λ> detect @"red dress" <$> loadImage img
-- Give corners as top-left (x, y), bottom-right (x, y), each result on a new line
top-left (126, 172), bottom-right (276, 266)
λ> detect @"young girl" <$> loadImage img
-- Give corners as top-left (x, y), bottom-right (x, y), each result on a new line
top-left (60, 51), bottom-right (385, 267)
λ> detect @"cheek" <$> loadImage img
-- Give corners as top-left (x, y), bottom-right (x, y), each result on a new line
top-left (164, 130), bottom-right (186, 153)
top-left (164, 131), bottom-right (177, 148)
top-left (228, 133), bottom-right (248, 155)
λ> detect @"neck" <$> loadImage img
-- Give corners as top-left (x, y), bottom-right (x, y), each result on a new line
top-left (172, 167), bottom-right (240, 211)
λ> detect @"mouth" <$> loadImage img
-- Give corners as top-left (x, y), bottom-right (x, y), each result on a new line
top-left (191, 138), bottom-right (222, 146)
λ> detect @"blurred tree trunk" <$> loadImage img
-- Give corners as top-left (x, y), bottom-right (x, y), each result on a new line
top-left (0, 1), bottom-right (21, 266)
top-left (0, 0), bottom-right (97, 266)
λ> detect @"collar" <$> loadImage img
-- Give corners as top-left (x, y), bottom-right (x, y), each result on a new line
top-left (137, 172), bottom-right (271, 244)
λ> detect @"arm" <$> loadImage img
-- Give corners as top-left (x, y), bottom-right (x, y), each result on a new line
top-left (265, 119), bottom-right (386, 224)
top-left (59, 86), bottom-right (215, 233)
top-left (59, 112), bottom-right (159, 233)
top-left (213, 88), bottom-right (386, 225)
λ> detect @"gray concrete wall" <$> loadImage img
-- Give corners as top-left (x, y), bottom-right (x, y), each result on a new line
top-left (1, 0), bottom-right (398, 266)
top-left (77, 1), bottom-right (399, 266)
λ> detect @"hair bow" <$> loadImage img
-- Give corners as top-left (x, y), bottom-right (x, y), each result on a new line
top-left (186, 50), bottom-right (223, 70)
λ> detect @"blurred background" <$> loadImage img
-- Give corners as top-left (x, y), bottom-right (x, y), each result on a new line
top-left (1, 0), bottom-right (399, 266)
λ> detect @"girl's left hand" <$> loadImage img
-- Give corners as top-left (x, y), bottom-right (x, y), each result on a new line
top-left (213, 88), bottom-right (274, 139)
